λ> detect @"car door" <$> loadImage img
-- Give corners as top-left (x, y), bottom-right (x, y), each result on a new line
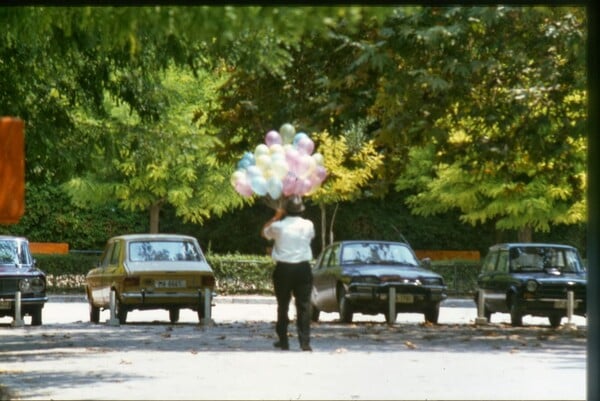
top-left (88, 240), bottom-right (122, 306)
top-left (479, 249), bottom-right (510, 312)
top-left (312, 244), bottom-right (341, 312)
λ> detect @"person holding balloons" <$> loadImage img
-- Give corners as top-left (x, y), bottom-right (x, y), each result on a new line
top-left (262, 195), bottom-right (315, 351)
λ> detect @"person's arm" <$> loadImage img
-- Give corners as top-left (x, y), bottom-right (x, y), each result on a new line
top-left (262, 208), bottom-right (286, 239)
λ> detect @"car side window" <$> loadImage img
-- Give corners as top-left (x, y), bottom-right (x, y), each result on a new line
top-left (497, 250), bottom-right (509, 273)
top-left (327, 245), bottom-right (341, 267)
top-left (481, 251), bottom-right (498, 273)
top-left (99, 243), bottom-right (114, 268)
top-left (109, 241), bottom-right (121, 266)
top-left (315, 247), bottom-right (331, 270)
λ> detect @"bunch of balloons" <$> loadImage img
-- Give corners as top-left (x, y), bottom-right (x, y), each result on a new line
top-left (231, 123), bottom-right (327, 206)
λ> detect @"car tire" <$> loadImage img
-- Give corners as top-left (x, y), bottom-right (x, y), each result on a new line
top-left (115, 297), bottom-right (128, 324)
top-left (30, 307), bottom-right (42, 326)
top-left (548, 314), bottom-right (562, 328)
top-left (311, 304), bottom-right (320, 322)
top-left (424, 303), bottom-right (440, 324)
top-left (338, 287), bottom-right (353, 323)
top-left (169, 308), bottom-right (180, 323)
top-left (89, 302), bottom-right (100, 324)
top-left (509, 296), bottom-right (523, 327)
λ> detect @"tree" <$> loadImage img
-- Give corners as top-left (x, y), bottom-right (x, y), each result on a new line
top-left (310, 124), bottom-right (384, 248)
top-left (65, 64), bottom-right (245, 232)
top-left (386, 7), bottom-right (587, 240)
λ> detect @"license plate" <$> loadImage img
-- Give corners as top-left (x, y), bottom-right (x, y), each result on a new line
top-left (0, 300), bottom-right (11, 310)
top-left (396, 294), bottom-right (414, 303)
top-left (155, 279), bottom-right (186, 288)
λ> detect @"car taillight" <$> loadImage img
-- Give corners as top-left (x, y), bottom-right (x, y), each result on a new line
top-left (123, 276), bottom-right (140, 287)
top-left (202, 275), bottom-right (215, 288)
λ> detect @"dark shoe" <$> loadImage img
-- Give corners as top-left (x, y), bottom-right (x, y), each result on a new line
top-left (273, 341), bottom-right (289, 350)
top-left (301, 344), bottom-right (312, 351)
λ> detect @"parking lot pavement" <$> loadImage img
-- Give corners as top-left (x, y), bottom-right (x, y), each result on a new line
top-left (0, 296), bottom-right (587, 400)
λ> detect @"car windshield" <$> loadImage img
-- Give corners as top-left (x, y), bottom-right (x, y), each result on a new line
top-left (509, 246), bottom-right (585, 273)
top-left (341, 243), bottom-right (418, 267)
top-left (0, 240), bottom-right (29, 265)
top-left (128, 240), bottom-right (204, 262)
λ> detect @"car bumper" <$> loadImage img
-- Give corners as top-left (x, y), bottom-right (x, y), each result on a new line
top-left (521, 298), bottom-right (586, 316)
top-left (346, 284), bottom-right (447, 310)
top-left (120, 289), bottom-right (214, 308)
top-left (0, 295), bottom-right (48, 314)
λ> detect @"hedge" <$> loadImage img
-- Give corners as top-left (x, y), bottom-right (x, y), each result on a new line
top-left (34, 253), bottom-right (480, 297)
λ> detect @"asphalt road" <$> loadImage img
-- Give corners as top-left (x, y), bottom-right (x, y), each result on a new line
top-left (0, 296), bottom-right (587, 400)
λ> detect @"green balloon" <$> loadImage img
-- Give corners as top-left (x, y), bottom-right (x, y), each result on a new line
top-left (279, 123), bottom-right (296, 144)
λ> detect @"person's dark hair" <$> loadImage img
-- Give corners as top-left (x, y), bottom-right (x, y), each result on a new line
top-left (285, 195), bottom-right (305, 215)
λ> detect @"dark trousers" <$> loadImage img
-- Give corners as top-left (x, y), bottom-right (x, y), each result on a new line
top-left (272, 261), bottom-right (313, 347)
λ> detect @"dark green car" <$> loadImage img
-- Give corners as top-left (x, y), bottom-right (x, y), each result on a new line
top-left (474, 243), bottom-right (587, 328)
top-left (0, 236), bottom-right (47, 326)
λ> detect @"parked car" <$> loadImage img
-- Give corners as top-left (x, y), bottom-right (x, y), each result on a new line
top-left (474, 243), bottom-right (587, 327)
top-left (85, 234), bottom-right (215, 324)
top-left (311, 240), bottom-right (447, 324)
top-left (0, 235), bottom-right (47, 325)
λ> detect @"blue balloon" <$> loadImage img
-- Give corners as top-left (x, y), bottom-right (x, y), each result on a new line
top-left (237, 152), bottom-right (255, 170)
top-left (293, 132), bottom-right (309, 146)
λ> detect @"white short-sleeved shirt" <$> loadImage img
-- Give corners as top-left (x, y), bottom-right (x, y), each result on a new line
top-left (263, 216), bottom-right (315, 263)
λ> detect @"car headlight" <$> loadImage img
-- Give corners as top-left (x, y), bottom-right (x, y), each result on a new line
top-left (30, 277), bottom-right (46, 293)
top-left (19, 279), bottom-right (32, 293)
top-left (421, 278), bottom-right (443, 286)
top-left (525, 280), bottom-right (538, 292)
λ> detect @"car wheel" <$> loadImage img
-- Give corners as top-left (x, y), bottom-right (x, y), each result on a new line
top-left (484, 306), bottom-right (492, 322)
top-left (169, 308), bottom-right (180, 323)
top-left (115, 297), bottom-right (128, 324)
top-left (311, 304), bottom-right (320, 322)
top-left (30, 307), bottom-right (42, 326)
top-left (509, 296), bottom-right (523, 327)
top-left (338, 287), bottom-right (353, 323)
top-left (424, 303), bottom-right (440, 324)
top-left (89, 302), bottom-right (100, 324)
top-left (548, 314), bottom-right (562, 328)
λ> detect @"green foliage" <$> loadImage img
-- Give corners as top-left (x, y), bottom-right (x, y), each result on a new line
top-left (208, 254), bottom-right (275, 295)
top-left (0, 183), bottom-right (147, 249)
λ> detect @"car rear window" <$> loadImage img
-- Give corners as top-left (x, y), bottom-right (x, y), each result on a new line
top-left (128, 240), bottom-right (204, 262)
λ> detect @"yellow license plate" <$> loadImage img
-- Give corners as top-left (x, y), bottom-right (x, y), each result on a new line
top-left (396, 294), bottom-right (414, 303)
top-left (0, 300), bottom-right (12, 310)
top-left (155, 279), bottom-right (186, 288)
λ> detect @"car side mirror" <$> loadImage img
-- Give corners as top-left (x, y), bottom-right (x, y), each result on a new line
top-left (420, 257), bottom-right (432, 269)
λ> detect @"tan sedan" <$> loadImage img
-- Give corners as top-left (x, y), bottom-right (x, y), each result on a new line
top-left (85, 234), bottom-right (215, 324)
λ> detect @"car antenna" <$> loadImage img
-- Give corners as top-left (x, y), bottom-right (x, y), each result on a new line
top-left (390, 224), bottom-right (410, 247)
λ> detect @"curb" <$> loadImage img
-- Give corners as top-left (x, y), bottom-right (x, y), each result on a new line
top-left (48, 294), bottom-right (474, 307)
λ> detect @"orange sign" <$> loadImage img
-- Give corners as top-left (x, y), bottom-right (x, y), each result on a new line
top-left (0, 117), bottom-right (25, 224)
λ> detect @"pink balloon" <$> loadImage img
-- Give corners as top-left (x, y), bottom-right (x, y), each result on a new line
top-left (265, 130), bottom-right (282, 147)
top-left (294, 178), bottom-right (312, 196)
top-left (235, 180), bottom-right (253, 197)
top-left (315, 166), bottom-right (328, 182)
top-left (282, 174), bottom-right (297, 196)
top-left (296, 136), bottom-right (315, 155)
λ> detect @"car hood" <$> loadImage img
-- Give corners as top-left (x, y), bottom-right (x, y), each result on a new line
top-left (344, 264), bottom-right (441, 279)
top-left (125, 260), bottom-right (213, 274)
top-left (0, 265), bottom-right (43, 276)
top-left (512, 271), bottom-right (587, 284)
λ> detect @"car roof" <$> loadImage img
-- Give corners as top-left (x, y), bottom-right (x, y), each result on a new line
top-left (109, 233), bottom-right (198, 242)
top-left (332, 240), bottom-right (411, 247)
top-left (0, 235), bottom-right (28, 242)
top-left (489, 243), bottom-right (577, 250)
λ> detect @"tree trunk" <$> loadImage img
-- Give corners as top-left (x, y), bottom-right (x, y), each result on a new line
top-left (329, 203), bottom-right (339, 245)
top-left (517, 225), bottom-right (532, 242)
top-left (320, 204), bottom-right (327, 251)
top-left (149, 202), bottom-right (161, 233)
